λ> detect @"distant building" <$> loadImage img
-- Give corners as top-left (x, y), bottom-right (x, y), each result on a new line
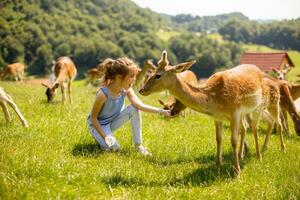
top-left (240, 52), bottom-right (294, 73)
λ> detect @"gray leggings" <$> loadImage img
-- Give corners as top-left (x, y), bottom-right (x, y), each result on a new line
top-left (87, 105), bottom-right (142, 150)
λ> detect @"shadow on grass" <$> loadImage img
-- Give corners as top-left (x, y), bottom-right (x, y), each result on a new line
top-left (72, 143), bottom-right (103, 157)
top-left (72, 143), bottom-right (131, 157)
top-left (149, 150), bottom-right (254, 167)
top-left (103, 164), bottom-right (234, 188)
top-left (102, 152), bottom-right (252, 188)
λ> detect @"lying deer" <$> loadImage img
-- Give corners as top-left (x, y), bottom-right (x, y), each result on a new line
top-left (139, 50), bottom-right (283, 177)
top-left (1, 63), bottom-right (25, 82)
top-left (133, 60), bottom-right (156, 90)
top-left (158, 70), bottom-right (198, 117)
top-left (42, 57), bottom-right (77, 103)
top-left (0, 87), bottom-right (28, 127)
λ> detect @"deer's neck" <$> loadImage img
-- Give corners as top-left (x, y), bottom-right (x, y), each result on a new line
top-left (54, 69), bottom-right (68, 86)
top-left (168, 75), bottom-right (210, 113)
top-left (291, 84), bottom-right (300, 100)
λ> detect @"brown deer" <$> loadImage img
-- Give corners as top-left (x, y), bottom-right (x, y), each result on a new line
top-left (272, 65), bottom-right (291, 80)
top-left (0, 87), bottom-right (28, 127)
top-left (133, 60), bottom-right (156, 90)
top-left (139, 50), bottom-right (284, 177)
top-left (42, 57), bottom-right (77, 103)
top-left (1, 63), bottom-right (25, 82)
top-left (158, 70), bottom-right (198, 117)
top-left (272, 66), bottom-right (300, 135)
top-left (85, 68), bottom-right (103, 86)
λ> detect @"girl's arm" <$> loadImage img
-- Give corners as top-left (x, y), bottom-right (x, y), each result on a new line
top-left (126, 88), bottom-right (171, 117)
top-left (90, 91), bottom-right (108, 139)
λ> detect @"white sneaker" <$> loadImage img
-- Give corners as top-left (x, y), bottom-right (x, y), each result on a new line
top-left (136, 145), bottom-right (152, 156)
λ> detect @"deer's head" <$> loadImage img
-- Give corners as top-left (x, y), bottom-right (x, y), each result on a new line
top-left (144, 59), bottom-right (157, 72)
top-left (139, 50), bottom-right (196, 96)
top-left (42, 83), bottom-right (59, 103)
top-left (272, 66), bottom-right (291, 80)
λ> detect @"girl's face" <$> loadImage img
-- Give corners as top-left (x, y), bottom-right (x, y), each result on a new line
top-left (121, 72), bottom-right (136, 90)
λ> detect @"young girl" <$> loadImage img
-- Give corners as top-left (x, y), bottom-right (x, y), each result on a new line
top-left (87, 57), bottom-right (171, 156)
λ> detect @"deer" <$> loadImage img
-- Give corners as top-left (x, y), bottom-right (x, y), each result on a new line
top-left (1, 63), bottom-right (25, 82)
top-left (42, 57), bottom-right (77, 103)
top-left (0, 87), bottom-right (28, 127)
top-left (139, 50), bottom-right (286, 177)
top-left (133, 59), bottom-right (156, 90)
top-left (158, 70), bottom-right (198, 117)
top-left (85, 68), bottom-right (104, 86)
top-left (272, 66), bottom-right (300, 135)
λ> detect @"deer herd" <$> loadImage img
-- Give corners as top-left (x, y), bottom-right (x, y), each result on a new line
top-left (1, 51), bottom-right (300, 177)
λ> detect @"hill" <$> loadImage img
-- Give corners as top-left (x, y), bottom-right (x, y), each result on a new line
top-left (0, 0), bottom-right (171, 75)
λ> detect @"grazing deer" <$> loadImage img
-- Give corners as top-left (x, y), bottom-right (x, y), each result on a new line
top-left (0, 87), bottom-right (28, 127)
top-left (42, 57), bottom-right (77, 103)
top-left (139, 50), bottom-right (283, 177)
top-left (1, 63), bottom-right (25, 82)
top-left (133, 60), bottom-right (156, 90)
top-left (158, 70), bottom-right (198, 117)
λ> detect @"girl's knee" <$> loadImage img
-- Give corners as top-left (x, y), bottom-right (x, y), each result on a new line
top-left (129, 104), bottom-right (141, 116)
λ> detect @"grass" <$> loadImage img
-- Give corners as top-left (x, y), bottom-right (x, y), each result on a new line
top-left (1, 81), bottom-right (300, 199)
top-left (156, 30), bottom-right (181, 42)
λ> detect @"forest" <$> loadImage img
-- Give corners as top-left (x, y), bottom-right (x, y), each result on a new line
top-left (0, 0), bottom-right (299, 78)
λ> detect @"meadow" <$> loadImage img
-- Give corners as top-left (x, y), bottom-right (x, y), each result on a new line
top-left (0, 80), bottom-right (300, 199)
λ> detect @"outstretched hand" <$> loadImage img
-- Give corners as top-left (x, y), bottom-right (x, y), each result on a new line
top-left (161, 109), bottom-right (172, 118)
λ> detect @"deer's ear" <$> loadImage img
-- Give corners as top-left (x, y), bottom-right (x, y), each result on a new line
top-left (53, 83), bottom-right (59, 89)
top-left (158, 99), bottom-right (165, 106)
top-left (173, 60), bottom-right (196, 73)
top-left (41, 83), bottom-right (49, 88)
top-left (284, 67), bottom-right (291, 74)
top-left (272, 68), bottom-right (279, 74)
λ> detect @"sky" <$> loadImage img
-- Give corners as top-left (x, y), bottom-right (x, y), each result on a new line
top-left (131, 0), bottom-right (300, 20)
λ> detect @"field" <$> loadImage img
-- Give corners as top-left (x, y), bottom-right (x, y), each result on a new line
top-left (0, 81), bottom-right (300, 199)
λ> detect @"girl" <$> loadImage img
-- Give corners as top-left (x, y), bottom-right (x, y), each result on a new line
top-left (87, 57), bottom-right (171, 156)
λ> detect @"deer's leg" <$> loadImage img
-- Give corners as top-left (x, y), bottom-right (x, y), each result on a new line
top-left (271, 106), bottom-right (285, 151)
top-left (239, 117), bottom-right (247, 160)
top-left (4, 94), bottom-right (28, 127)
top-left (281, 109), bottom-right (290, 136)
top-left (20, 71), bottom-right (24, 82)
top-left (61, 84), bottom-right (66, 103)
top-left (0, 100), bottom-right (11, 122)
top-left (262, 111), bottom-right (275, 151)
top-left (230, 113), bottom-right (241, 177)
top-left (251, 109), bottom-right (262, 160)
top-left (68, 81), bottom-right (72, 103)
top-left (215, 120), bottom-right (223, 175)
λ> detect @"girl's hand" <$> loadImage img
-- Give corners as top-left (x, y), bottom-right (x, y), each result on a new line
top-left (160, 109), bottom-right (172, 118)
top-left (104, 135), bottom-right (116, 147)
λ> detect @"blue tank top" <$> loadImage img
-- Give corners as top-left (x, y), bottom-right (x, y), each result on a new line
top-left (88, 87), bottom-right (126, 125)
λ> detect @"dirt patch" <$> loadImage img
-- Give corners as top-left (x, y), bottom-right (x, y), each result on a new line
top-left (24, 78), bottom-right (50, 85)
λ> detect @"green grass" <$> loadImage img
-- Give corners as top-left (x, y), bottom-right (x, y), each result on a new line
top-left (207, 33), bottom-right (224, 43)
top-left (1, 81), bottom-right (300, 199)
top-left (156, 30), bottom-right (181, 42)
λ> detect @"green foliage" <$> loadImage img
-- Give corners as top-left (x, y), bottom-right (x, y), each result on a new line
top-left (219, 19), bottom-right (300, 51)
top-left (171, 12), bottom-right (249, 33)
top-left (0, 0), bottom-right (168, 75)
top-left (0, 82), bottom-right (300, 199)
top-left (169, 33), bottom-right (244, 77)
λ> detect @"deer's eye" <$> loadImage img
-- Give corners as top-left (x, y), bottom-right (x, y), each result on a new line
top-left (155, 74), bottom-right (161, 79)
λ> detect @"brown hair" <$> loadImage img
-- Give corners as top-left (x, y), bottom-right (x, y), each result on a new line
top-left (101, 57), bottom-right (140, 86)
